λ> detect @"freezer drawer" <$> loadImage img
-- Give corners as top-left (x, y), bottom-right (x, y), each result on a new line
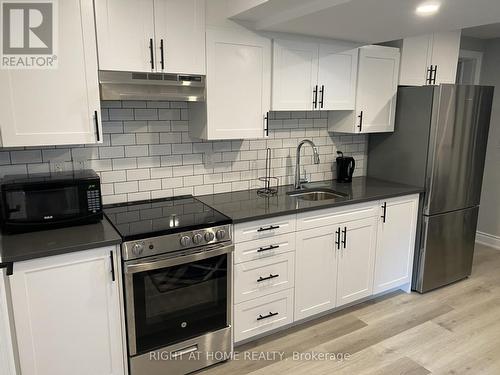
top-left (415, 206), bottom-right (479, 293)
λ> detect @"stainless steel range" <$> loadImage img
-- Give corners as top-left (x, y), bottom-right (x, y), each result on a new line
top-left (105, 196), bottom-right (233, 375)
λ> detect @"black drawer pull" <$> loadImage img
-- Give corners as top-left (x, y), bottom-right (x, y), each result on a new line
top-left (342, 227), bottom-right (347, 249)
top-left (257, 225), bottom-right (280, 232)
top-left (149, 38), bottom-right (154, 70)
top-left (257, 244), bottom-right (279, 253)
top-left (335, 228), bottom-right (340, 249)
top-left (381, 202), bottom-right (387, 223)
top-left (257, 312), bottom-right (279, 321)
top-left (257, 274), bottom-right (279, 283)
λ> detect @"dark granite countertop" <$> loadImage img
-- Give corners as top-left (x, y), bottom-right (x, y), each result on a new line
top-left (198, 177), bottom-right (424, 224)
top-left (0, 216), bottom-right (122, 264)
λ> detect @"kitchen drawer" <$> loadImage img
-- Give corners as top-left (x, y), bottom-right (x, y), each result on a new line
top-left (234, 232), bottom-right (295, 264)
top-left (296, 201), bottom-right (378, 231)
top-left (234, 289), bottom-right (294, 343)
top-left (234, 215), bottom-right (296, 243)
top-left (234, 252), bottom-right (295, 304)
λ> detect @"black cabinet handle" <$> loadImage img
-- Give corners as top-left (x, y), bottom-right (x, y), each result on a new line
top-left (381, 202), bottom-right (387, 223)
top-left (432, 65), bottom-right (438, 84)
top-left (313, 85), bottom-right (318, 109)
top-left (319, 85), bottom-right (324, 109)
top-left (257, 225), bottom-right (280, 232)
top-left (0, 262), bottom-right (13, 276)
top-left (335, 228), bottom-right (340, 249)
top-left (94, 110), bottom-right (100, 142)
top-left (342, 227), bottom-right (347, 249)
top-left (160, 39), bottom-right (165, 70)
top-left (357, 111), bottom-right (363, 132)
top-left (257, 312), bottom-right (279, 321)
top-left (149, 38), bottom-right (154, 70)
top-left (110, 251), bottom-right (115, 282)
top-left (426, 66), bottom-right (433, 84)
top-left (257, 244), bottom-right (279, 253)
top-left (257, 274), bottom-right (279, 282)
top-left (264, 112), bottom-right (269, 137)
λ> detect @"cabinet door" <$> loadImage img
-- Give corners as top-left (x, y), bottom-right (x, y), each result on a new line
top-left (205, 27), bottom-right (271, 139)
top-left (0, 269), bottom-right (17, 375)
top-left (272, 39), bottom-right (319, 111)
top-left (374, 195), bottom-right (419, 294)
top-left (10, 248), bottom-right (125, 375)
top-left (399, 34), bottom-right (432, 86)
top-left (318, 44), bottom-right (358, 110)
top-left (95, 0), bottom-right (155, 72)
top-left (0, 0), bottom-right (101, 147)
top-left (356, 46), bottom-right (400, 133)
top-left (154, 0), bottom-right (206, 74)
top-left (295, 226), bottom-right (337, 321)
top-left (430, 30), bottom-right (461, 85)
top-left (336, 217), bottom-right (377, 307)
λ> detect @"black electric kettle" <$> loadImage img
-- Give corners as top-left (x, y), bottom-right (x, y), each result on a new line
top-left (336, 151), bottom-right (355, 183)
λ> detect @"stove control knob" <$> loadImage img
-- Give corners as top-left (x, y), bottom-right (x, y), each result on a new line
top-left (132, 242), bottom-right (145, 256)
top-left (204, 232), bottom-right (215, 242)
top-left (192, 233), bottom-right (203, 244)
top-left (215, 229), bottom-right (226, 240)
top-left (180, 236), bottom-right (191, 247)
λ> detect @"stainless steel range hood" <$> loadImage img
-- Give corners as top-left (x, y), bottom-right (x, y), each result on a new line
top-left (99, 70), bottom-right (205, 102)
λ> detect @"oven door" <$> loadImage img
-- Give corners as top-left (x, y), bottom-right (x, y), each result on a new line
top-left (124, 243), bottom-right (232, 356)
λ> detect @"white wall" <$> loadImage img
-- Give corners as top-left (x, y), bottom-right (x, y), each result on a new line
top-left (478, 38), bottom-right (500, 244)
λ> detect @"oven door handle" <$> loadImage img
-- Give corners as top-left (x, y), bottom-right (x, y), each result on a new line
top-left (124, 243), bottom-right (233, 275)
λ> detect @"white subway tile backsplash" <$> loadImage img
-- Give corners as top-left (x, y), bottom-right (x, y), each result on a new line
top-left (111, 134), bottom-right (136, 146)
top-left (101, 170), bottom-right (126, 183)
top-left (11, 150), bottom-right (42, 164)
top-left (109, 108), bottom-right (134, 120)
top-left (125, 145), bottom-right (149, 157)
top-left (115, 181), bottom-right (138, 194)
top-left (0, 101), bottom-right (368, 202)
top-left (126, 168), bottom-right (150, 181)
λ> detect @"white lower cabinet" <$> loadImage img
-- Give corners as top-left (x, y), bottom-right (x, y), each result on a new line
top-left (233, 194), bottom-right (418, 343)
top-left (0, 268), bottom-right (17, 375)
top-left (336, 217), bottom-right (377, 306)
top-left (9, 247), bottom-right (125, 375)
top-left (374, 194), bottom-right (419, 293)
top-left (234, 289), bottom-right (294, 343)
top-left (294, 226), bottom-right (338, 320)
top-left (234, 252), bottom-right (294, 304)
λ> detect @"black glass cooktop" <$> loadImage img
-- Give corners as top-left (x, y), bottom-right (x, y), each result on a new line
top-left (104, 196), bottom-right (231, 241)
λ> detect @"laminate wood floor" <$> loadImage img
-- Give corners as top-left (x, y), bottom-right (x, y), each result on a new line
top-left (201, 244), bottom-right (500, 375)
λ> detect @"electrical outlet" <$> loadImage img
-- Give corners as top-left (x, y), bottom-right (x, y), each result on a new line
top-left (51, 162), bottom-right (65, 173)
top-left (73, 160), bottom-right (85, 171)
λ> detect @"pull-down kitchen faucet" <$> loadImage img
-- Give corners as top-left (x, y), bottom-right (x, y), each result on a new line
top-left (295, 139), bottom-right (320, 189)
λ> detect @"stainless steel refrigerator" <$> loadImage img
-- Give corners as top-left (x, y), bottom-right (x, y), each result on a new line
top-left (367, 84), bottom-right (494, 293)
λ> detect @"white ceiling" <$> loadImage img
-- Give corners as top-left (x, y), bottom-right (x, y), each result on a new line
top-left (462, 23), bottom-right (500, 39)
top-left (231, 0), bottom-right (500, 43)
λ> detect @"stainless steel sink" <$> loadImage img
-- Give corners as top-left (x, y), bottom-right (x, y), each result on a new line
top-left (287, 189), bottom-right (348, 201)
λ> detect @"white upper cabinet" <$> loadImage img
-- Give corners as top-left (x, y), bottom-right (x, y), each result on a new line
top-left (95, 0), bottom-right (206, 74)
top-left (272, 39), bottom-right (319, 111)
top-left (328, 45), bottom-right (400, 134)
top-left (189, 26), bottom-right (271, 140)
top-left (374, 195), bottom-right (419, 294)
top-left (94, 0), bottom-right (155, 72)
top-left (272, 39), bottom-right (357, 111)
top-left (9, 247), bottom-right (125, 375)
top-left (154, 0), bottom-right (206, 74)
top-left (0, 0), bottom-right (101, 147)
top-left (317, 44), bottom-right (358, 111)
top-left (399, 30), bottom-right (461, 86)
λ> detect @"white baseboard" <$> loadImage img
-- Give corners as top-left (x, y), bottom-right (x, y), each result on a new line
top-left (476, 231), bottom-right (500, 250)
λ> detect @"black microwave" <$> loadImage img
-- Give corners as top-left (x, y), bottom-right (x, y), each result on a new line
top-left (0, 170), bottom-right (103, 233)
